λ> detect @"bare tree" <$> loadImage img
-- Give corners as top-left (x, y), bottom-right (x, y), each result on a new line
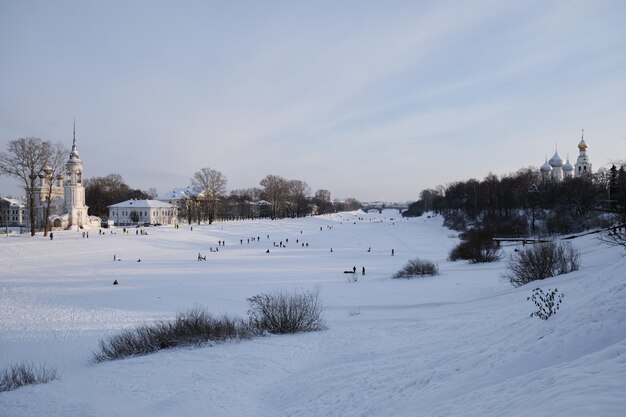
top-left (342, 197), bottom-right (361, 211)
top-left (85, 173), bottom-right (151, 217)
top-left (260, 175), bottom-right (289, 218)
top-left (287, 179), bottom-right (311, 217)
top-left (313, 189), bottom-right (333, 214)
top-left (191, 167), bottom-right (227, 224)
top-left (0, 138), bottom-right (52, 236)
top-left (145, 187), bottom-right (159, 199)
top-left (41, 142), bottom-right (68, 236)
top-left (602, 164), bottom-right (626, 249)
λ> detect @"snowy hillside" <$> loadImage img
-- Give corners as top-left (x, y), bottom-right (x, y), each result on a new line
top-left (1, 212), bottom-right (624, 416)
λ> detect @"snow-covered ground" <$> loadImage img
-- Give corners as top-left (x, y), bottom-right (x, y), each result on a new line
top-left (1, 211), bottom-right (624, 416)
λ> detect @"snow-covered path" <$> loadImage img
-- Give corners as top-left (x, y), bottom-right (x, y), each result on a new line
top-left (1, 212), bottom-right (624, 416)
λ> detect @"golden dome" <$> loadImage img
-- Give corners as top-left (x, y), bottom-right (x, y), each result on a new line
top-left (578, 129), bottom-right (588, 150)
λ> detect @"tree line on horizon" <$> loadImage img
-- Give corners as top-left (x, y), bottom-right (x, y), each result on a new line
top-left (404, 164), bottom-right (626, 237)
top-left (0, 137), bottom-right (360, 231)
top-left (83, 169), bottom-right (361, 223)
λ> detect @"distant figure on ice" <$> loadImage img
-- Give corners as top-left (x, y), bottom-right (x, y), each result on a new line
top-left (330, 248), bottom-right (333, 253)
top-left (266, 249), bottom-right (270, 253)
top-left (367, 247), bottom-right (371, 252)
top-left (362, 267), bottom-right (365, 275)
top-left (353, 266), bottom-right (356, 273)
top-left (50, 233), bottom-right (53, 240)
top-left (391, 249), bottom-right (395, 256)
top-left (113, 279), bottom-right (118, 285)
top-left (113, 254), bottom-right (116, 261)
top-left (137, 259), bottom-right (141, 262)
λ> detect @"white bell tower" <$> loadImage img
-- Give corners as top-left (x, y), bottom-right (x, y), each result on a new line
top-left (574, 129), bottom-right (592, 177)
top-left (64, 121), bottom-right (89, 228)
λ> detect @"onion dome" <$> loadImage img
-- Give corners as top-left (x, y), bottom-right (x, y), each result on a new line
top-left (548, 151), bottom-right (563, 168)
top-left (563, 158), bottom-right (574, 172)
top-left (578, 129), bottom-right (588, 150)
top-left (540, 159), bottom-right (552, 173)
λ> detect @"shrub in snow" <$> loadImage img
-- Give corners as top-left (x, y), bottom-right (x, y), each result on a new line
top-left (392, 258), bottom-right (439, 278)
top-left (0, 362), bottom-right (58, 392)
top-left (448, 228), bottom-right (502, 264)
top-left (93, 309), bottom-right (253, 362)
top-left (247, 289), bottom-right (326, 334)
top-left (449, 240), bottom-right (501, 263)
top-left (528, 288), bottom-right (564, 320)
top-left (93, 292), bottom-right (328, 362)
top-left (506, 241), bottom-right (580, 287)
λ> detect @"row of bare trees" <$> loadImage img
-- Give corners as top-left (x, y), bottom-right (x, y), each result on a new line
top-left (406, 164), bottom-right (626, 236)
top-left (0, 137), bottom-right (67, 236)
top-left (0, 138), bottom-right (361, 233)
top-left (182, 169), bottom-right (357, 224)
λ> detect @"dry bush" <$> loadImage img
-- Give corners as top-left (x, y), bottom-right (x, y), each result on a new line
top-left (94, 291), bottom-right (328, 362)
top-left (506, 241), bottom-right (580, 287)
top-left (449, 238), bottom-right (501, 263)
top-left (528, 288), bottom-right (564, 320)
top-left (93, 309), bottom-right (253, 362)
top-left (0, 362), bottom-right (58, 392)
top-left (392, 258), bottom-right (439, 278)
top-left (247, 289), bottom-right (326, 334)
top-left (448, 226), bottom-right (502, 264)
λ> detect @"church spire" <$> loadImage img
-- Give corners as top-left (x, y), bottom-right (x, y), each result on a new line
top-left (69, 119), bottom-right (80, 160)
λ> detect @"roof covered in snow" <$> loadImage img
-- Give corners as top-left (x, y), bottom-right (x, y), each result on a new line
top-left (159, 187), bottom-right (198, 201)
top-left (0, 197), bottom-right (25, 207)
top-left (108, 199), bottom-right (176, 208)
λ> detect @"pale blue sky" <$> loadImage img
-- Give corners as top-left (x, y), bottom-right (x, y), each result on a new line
top-left (1, 0), bottom-right (625, 201)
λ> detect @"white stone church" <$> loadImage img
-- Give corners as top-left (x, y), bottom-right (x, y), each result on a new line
top-left (30, 128), bottom-right (101, 230)
top-left (540, 130), bottom-right (593, 181)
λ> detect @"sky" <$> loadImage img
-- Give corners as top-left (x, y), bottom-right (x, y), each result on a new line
top-left (1, 0), bottom-right (625, 202)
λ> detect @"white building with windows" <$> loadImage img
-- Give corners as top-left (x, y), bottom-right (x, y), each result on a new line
top-left (0, 198), bottom-right (26, 227)
top-left (108, 199), bottom-right (178, 226)
top-left (158, 187), bottom-right (198, 206)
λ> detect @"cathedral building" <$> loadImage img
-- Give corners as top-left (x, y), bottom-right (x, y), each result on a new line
top-left (30, 125), bottom-right (101, 230)
top-left (540, 130), bottom-right (592, 181)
